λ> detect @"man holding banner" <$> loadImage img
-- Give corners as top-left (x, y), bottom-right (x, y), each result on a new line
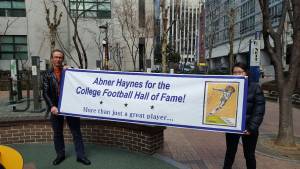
top-left (42, 49), bottom-right (91, 166)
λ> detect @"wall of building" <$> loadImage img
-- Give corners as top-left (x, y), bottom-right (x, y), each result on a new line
top-left (0, 0), bottom-right (155, 71)
top-left (0, 16), bottom-right (28, 70)
top-left (166, 0), bottom-right (202, 63)
top-left (204, 0), bottom-right (288, 78)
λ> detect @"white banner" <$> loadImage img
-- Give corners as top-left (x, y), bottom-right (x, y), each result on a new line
top-left (59, 69), bottom-right (247, 133)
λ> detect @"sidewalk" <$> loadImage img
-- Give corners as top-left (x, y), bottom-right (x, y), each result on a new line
top-left (13, 144), bottom-right (178, 169)
top-left (158, 101), bottom-right (300, 169)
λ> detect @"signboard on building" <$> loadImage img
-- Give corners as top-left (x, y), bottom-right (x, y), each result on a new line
top-left (59, 69), bottom-right (248, 133)
top-left (250, 40), bottom-right (261, 66)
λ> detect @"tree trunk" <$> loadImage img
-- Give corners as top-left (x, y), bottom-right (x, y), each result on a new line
top-left (276, 75), bottom-right (295, 146)
top-left (161, 0), bottom-right (168, 73)
top-left (207, 31), bottom-right (214, 72)
top-left (132, 45), bottom-right (137, 71)
top-left (162, 30), bottom-right (168, 73)
top-left (50, 31), bottom-right (56, 52)
top-left (228, 8), bottom-right (235, 72)
top-left (276, 23), bottom-right (300, 146)
top-left (76, 30), bottom-right (88, 69)
top-left (72, 35), bottom-right (83, 69)
top-left (208, 43), bottom-right (212, 71)
top-left (258, 0), bottom-right (300, 148)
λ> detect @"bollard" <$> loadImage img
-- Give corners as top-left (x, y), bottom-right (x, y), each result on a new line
top-left (169, 62), bottom-right (174, 74)
top-left (169, 69), bottom-right (174, 74)
top-left (96, 60), bottom-right (101, 70)
top-left (146, 59), bottom-right (151, 73)
top-left (31, 56), bottom-right (44, 113)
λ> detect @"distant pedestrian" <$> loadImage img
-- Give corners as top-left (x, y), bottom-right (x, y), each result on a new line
top-left (223, 62), bottom-right (265, 169)
top-left (260, 68), bottom-right (265, 78)
top-left (42, 49), bottom-right (91, 166)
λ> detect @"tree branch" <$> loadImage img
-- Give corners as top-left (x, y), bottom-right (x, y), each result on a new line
top-left (277, 0), bottom-right (288, 35)
top-left (287, 0), bottom-right (294, 30)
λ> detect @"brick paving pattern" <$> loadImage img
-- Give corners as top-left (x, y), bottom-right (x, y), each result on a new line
top-left (158, 101), bottom-right (300, 169)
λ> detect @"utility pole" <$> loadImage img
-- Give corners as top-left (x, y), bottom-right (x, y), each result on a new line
top-left (99, 22), bottom-right (109, 70)
top-left (249, 39), bottom-right (260, 82)
top-left (10, 60), bottom-right (18, 105)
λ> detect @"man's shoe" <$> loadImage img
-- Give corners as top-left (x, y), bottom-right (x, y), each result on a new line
top-left (53, 156), bottom-right (65, 165)
top-left (77, 157), bottom-right (91, 165)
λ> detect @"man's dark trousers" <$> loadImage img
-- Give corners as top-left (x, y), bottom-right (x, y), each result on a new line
top-left (51, 115), bottom-right (85, 158)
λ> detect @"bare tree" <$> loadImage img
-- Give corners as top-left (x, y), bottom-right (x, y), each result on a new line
top-left (206, 27), bottom-right (216, 71)
top-left (142, 14), bottom-right (155, 71)
top-left (84, 26), bottom-right (105, 69)
top-left (0, 19), bottom-right (18, 36)
top-left (0, 17), bottom-right (21, 47)
top-left (116, 0), bottom-right (148, 71)
top-left (61, 0), bottom-right (88, 69)
top-left (44, 0), bottom-right (107, 69)
top-left (259, 0), bottom-right (300, 147)
top-left (160, 0), bottom-right (168, 73)
top-left (44, 1), bottom-right (63, 52)
top-left (205, 0), bottom-right (239, 72)
top-left (92, 32), bottom-right (105, 69)
top-left (160, 0), bottom-right (180, 73)
top-left (110, 43), bottom-right (124, 71)
top-left (88, 25), bottom-right (124, 71)
top-left (115, 0), bottom-right (155, 72)
top-left (55, 31), bottom-right (80, 67)
top-left (205, 5), bottom-right (218, 71)
top-left (0, 17), bottom-right (30, 70)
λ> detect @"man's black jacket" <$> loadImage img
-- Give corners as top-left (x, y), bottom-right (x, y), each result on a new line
top-left (42, 69), bottom-right (61, 111)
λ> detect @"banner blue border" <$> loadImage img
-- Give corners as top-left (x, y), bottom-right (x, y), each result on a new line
top-left (58, 69), bottom-right (247, 134)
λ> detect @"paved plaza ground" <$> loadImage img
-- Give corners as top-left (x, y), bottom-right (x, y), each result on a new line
top-left (0, 90), bottom-right (300, 169)
top-left (158, 101), bottom-right (300, 169)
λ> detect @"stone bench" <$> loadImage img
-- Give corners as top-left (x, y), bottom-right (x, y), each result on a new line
top-left (264, 90), bottom-right (279, 101)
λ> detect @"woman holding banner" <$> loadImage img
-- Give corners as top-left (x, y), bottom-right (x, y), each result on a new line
top-left (223, 62), bottom-right (265, 169)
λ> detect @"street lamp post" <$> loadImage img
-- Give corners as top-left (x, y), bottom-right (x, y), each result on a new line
top-left (99, 22), bottom-right (109, 70)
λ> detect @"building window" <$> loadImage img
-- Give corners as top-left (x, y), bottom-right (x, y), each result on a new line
top-left (138, 0), bottom-right (145, 28)
top-left (69, 0), bottom-right (111, 19)
top-left (0, 0), bottom-right (26, 17)
top-left (240, 0), bottom-right (255, 19)
top-left (268, 0), bottom-right (281, 5)
top-left (269, 2), bottom-right (282, 25)
top-left (0, 35), bottom-right (28, 60)
top-left (223, 15), bottom-right (228, 27)
top-left (240, 16), bottom-right (255, 34)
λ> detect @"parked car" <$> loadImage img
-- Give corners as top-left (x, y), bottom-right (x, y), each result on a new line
top-left (208, 67), bottom-right (230, 75)
top-left (261, 80), bottom-right (278, 92)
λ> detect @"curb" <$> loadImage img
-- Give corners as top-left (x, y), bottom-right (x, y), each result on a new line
top-left (153, 154), bottom-right (191, 169)
top-left (256, 133), bottom-right (300, 164)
